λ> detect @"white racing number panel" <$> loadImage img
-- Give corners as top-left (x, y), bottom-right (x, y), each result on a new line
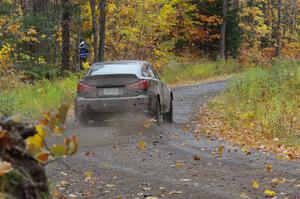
top-left (98, 87), bottom-right (125, 97)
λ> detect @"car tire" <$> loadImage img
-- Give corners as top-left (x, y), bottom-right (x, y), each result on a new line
top-left (155, 98), bottom-right (163, 124)
top-left (163, 98), bottom-right (173, 123)
top-left (75, 107), bottom-right (90, 126)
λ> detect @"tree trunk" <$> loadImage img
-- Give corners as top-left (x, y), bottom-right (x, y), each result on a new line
top-left (61, 0), bottom-right (71, 71)
top-left (32, 0), bottom-right (48, 12)
top-left (219, 0), bottom-right (228, 58)
top-left (98, 0), bottom-right (106, 62)
top-left (275, 0), bottom-right (282, 57)
top-left (90, 0), bottom-right (99, 62)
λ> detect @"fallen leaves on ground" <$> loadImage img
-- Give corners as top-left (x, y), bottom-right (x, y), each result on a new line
top-left (265, 164), bottom-right (273, 172)
top-left (181, 125), bottom-right (190, 133)
top-left (193, 155), bottom-right (201, 160)
top-left (240, 192), bottom-right (249, 198)
top-left (271, 178), bottom-right (286, 185)
top-left (195, 106), bottom-right (300, 159)
top-left (84, 171), bottom-right (93, 179)
top-left (59, 181), bottom-right (70, 188)
top-left (138, 140), bottom-right (146, 150)
top-left (264, 189), bottom-right (276, 197)
top-left (252, 180), bottom-right (259, 189)
top-left (175, 161), bottom-right (184, 169)
top-left (218, 145), bottom-right (224, 156)
top-left (168, 190), bottom-right (183, 194)
top-left (143, 119), bottom-right (152, 128)
top-left (242, 147), bottom-right (251, 155)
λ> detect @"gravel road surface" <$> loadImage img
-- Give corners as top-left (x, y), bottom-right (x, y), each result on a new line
top-left (47, 80), bottom-right (300, 199)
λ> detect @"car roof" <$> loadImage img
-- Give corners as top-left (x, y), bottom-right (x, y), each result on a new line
top-left (92, 60), bottom-right (147, 67)
top-left (88, 60), bottom-right (148, 76)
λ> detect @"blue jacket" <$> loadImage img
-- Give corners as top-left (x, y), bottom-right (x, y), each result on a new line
top-left (79, 42), bottom-right (89, 59)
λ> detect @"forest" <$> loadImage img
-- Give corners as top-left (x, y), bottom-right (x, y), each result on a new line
top-left (0, 0), bottom-right (300, 198)
top-left (0, 0), bottom-right (299, 85)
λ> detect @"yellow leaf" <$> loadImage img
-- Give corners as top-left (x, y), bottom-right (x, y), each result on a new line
top-left (242, 147), bottom-right (251, 155)
top-left (264, 189), bottom-right (276, 197)
top-left (0, 161), bottom-right (13, 176)
top-left (138, 140), bottom-right (146, 150)
top-left (26, 133), bottom-right (44, 148)
top-left (50, 145), bottom-right (65, 157)
top-left (83, 62), bottom-right (90, 70)
top-left (84, 171), bottom-right (93, 178)
top-left (252, 180), bottom-right (259, 189)
top-left (175, 162), bottom-right (183, 169)
top-left (64, 136), bottom-right (79, 155)
top-left (35, 125), bottom-right (46, 138)
top-left (266, 164), bottom-right (273, 172)
top-left (218, 145), bottom-right (224, 156)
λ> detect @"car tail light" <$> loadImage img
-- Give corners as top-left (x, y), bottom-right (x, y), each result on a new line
top-left (77, 82), bottom-right (94, 95)
top-left (127, 80), bottom-right (148, 91)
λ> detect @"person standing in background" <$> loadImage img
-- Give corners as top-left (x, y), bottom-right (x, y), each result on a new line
top-left (79, 39), bottom-right (89, 70)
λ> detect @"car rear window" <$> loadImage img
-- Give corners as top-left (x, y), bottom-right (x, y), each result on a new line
top-left (89, 63), bottom-right (141, 76)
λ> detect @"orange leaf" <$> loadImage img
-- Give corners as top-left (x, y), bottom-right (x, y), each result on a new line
top-left (193, 156), bottom-right (201, 161)
top-left (0, 161), bottom-right (13, 176)
top-left (36, 152), bottom-right (49, 162)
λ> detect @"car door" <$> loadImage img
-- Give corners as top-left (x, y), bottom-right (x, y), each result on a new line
top-left (147, 64), bottom-right (168, 112)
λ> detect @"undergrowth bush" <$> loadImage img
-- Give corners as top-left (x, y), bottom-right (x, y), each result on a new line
top-left (0, 74), bottom-right (79, 120)
top-left (212, 59), bottom-right (300, 146)
top-left (161, 58), bottom-right (240, 84)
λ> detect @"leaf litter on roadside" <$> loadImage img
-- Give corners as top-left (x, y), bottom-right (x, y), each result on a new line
top-left (195, 107), bottom-right (300, 159)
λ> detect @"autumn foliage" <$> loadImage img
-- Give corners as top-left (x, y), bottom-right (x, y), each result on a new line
top-left (0, 104), bottom-right (78, 198)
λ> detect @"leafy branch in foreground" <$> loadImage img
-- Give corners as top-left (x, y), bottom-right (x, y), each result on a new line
top-left (0, 104), bottom-right (78, 198)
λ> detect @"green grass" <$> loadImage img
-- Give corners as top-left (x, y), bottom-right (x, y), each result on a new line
top-left (161, 58), bottom-right (240, 84)
top-left (0, 59), bottom-right (240, 120)
top-left (212, 59), bottom-right (300, 148)
top-left (0, 74), bottom-right (79, 120)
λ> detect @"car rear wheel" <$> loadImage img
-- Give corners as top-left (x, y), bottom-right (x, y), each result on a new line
top-left (75, 107), bottom-right (90, 126)
top-left (163, 98), bottom-right (173, 123)
top-left (155, 98), bottom-right (163, 124)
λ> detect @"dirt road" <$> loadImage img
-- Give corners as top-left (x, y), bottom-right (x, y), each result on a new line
top-left (47, 80), bottom-right (300, 199)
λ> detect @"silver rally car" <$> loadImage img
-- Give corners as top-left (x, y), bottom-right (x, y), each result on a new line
top-left (75, 60), bottom-right (173, 125)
